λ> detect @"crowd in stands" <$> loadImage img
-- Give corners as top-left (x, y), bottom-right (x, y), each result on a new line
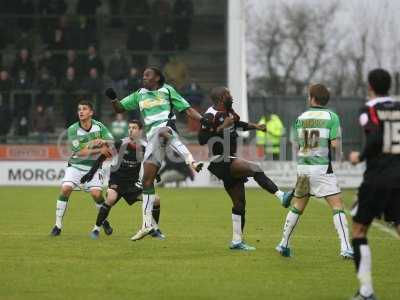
top-left (0, 0), bottom-right (207, 143)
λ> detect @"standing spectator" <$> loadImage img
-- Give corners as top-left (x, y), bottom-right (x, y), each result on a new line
top-left (11, 48), bottom-right (36, 81)
top-left (256, 112), bottom-right (285, 160)
top-left (163, 56), bottom-right (188, 90)
top-left (0, 70), bottom-right (13, 142)
top-left (110, 113), bottom-right (128, 140)
top-left (158, 25), bottom-right (176, 66)
top-left (61, 49), bottom-right (84, 81)
top-left (107, 49), bottom-right (129, 96)
top-left (127, 24), bottom-right (153, 69)
top-left (14, 70), bottom-right (33, 136)
top-left (82, 67), bottom-right (104, 119)
top-left (82, 45), bottom-right (104, 77)
top-left (182, 80), bottom-right (204, 132)
top-left (173, 0), bottom-right (194, 50)
top-left (31, 103), bottom-right (54, 143)
top-left (124, 0), bottom-right (150, 28)
top-left (60, 67), bottom-right (79, 127)
top-left (35, 67), bottom-right (57, 109)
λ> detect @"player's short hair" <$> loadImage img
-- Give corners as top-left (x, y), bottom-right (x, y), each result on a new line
top-left (128, 119), bottom-right (143, 129)
top-left (78, 100), bottom-right (94, 111)
top-left (368, 68), bottom-right (391, 96)
top-left (147, 67), bottom-right (165, 86)
top-left (210, 86), bottom-right (227, 104)
top-left (309, 84), bottom-right (330, 106)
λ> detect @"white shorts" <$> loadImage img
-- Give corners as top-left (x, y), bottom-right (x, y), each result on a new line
top-left (62, 166), bottom-right (103, 191)
top-left (296, 173), bottom-right (341, 198)
top-left (144, 126), bottom-right (178, 167)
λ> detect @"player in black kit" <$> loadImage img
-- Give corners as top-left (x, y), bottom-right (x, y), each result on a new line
top-left (198, 86), bottom-right (293, 251)
top-left (349, 69), bottom-right (400, 300)
top-left (81, 119), bottom-right (164, 240)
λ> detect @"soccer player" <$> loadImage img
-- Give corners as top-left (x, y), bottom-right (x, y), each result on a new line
top-left (105, 67), bottom-right (210, 240)
top-left (81, 119), bottom-right (164, 240)
top-left (349, 69), bottom-right (400, 300)
top-left (275, 84), bottom-right (354, 259)
top-left (198, 86), bottom-right (293, 251)
top-left (50, 101), bottom-right (114, 236)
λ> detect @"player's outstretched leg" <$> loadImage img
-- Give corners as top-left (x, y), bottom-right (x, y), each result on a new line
top-left (91, 189), bottom-right (113, 236)
top-left (230, 158), bottom-right (293, 207)
top-left (50, 185), bottom-right (72, 236)
top-left (225, 182), bottom-right (255, 251)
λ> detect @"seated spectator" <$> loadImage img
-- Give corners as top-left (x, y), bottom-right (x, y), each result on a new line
top-left (173, 0), bottom-right (194, 50)
top-left (77, 0), bottom-right (101, 28)
top-left (61, 49), bottom-right (84, 81)
top-left (82, 67), bottom-right (104, 119)
top-left (60, 67), bottom-right (79, 127)
top-left (182, 80), bottom-right (204, 132)
top-left (108, 49), bottom-right (129, 96)
top-left (69, 16), bottom-right (97, 50)
top-left (82, 45), bottom-right (104, 77)
top-left (31, 103), bottom-right (54, 144)
top-left (35, 67), bottom-right (57, 109)
top-left (14, 70), bottom-right (33, 136)
top-left (124, 67), bottom-right (141, 94)
top-left (110, 113), bottom-right (128, 140)
top-left (152, 0), bottom-right (171, 33)
top-left (15, 31), bottom-right (36, 51)
top-left (163, 56), bottom-right (188, 90)
top-left (0, 69), bottom-right (12, 108)
top-left (108, 0), bottom-right (123, 28)
top-left (158, 25), bottom-right (176, 66)
top-left (38, 48), bottom-right (59, 80)
top-left (15, 0), bottom-right (35, 32)
top-left (11, 48), bottom-right (36, 81)
top-left (39, 0), bottom-right (67, 43)
top-left (124, 0), bottom-right (150, 28)
top-left (127, 24), bottom-right (153, 70)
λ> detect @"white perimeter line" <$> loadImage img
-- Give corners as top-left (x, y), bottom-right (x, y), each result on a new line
top-left (314, 198), bottom-right (399, 240)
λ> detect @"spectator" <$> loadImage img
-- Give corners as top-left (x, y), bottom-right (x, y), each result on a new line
top-left (108, 49), bottom-right (129, 96)
top-left (38, 49), bottom-right (58, 79)
top-left (39, 0), bottom-right (67, 43)
top-left (60, 67), bottom-right (80, 127)
top-left (77, 0), bottom-right (101, 29)
top-left (31, 103), bottom-right (54, 143)
top-left (15, 0), bottom-right (35, 32)
top-left (163, 56), bottom-right (188, 90)
top-left (152, 0), bottom-right (171, 33)
top-left (256, 112), bottom-right (285, 160)
top-left (182, 80), bottom-right (204, 132)
top-left (110, 113), bottom-right (128, 140)
top-left (127, 24), bottom-right (153, 69)
top-left (69, 16), bottom-right (97, 50)
top-left (0, 22), bottom-right (8, 65)
top-left (11, 48), bottom-right (36, 81)
top-left (61, 49), bottom-right (84, 81)
top-left (49, 28), bottom-right (67, 51)
top-left (124, 67), bottom-right (142, 120)
top-left (108, 0), bottom-right (123, 28)
top-left (124, 0), bottom-right (150, 28)
top-left (0, 70), bottom-right (13, 108)
top-left (173, 0), bottom-right (194, 50)
top-left (82, 67), bottom-right (104, 119)
top-left (15, 31), bottom-right (36, 51)
top-left (35, 67), bottom-right (56, 109)
top-left (14, 70), bottom-right (33, 136)
top-left (82, 45), bottom-right (104, 77)
top-left (158, 25), bottom-right (176, 65)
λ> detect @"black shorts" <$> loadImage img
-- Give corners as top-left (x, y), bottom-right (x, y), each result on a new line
top-left (108, 177), bottom-right (143, 205)
top-left (352, 183), bottom-right (400, 226)
top-left (208, 156), bottom-right (247, 188)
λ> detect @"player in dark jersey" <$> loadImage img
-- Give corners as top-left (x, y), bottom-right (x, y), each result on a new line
top-left (349, 69), bottom-right (400, 300)
top-left (198, 86), bottom-right (293, 251)
top-left (81, 119), bottom-right (164, 240)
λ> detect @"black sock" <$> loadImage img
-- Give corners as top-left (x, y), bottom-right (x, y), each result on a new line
top-left (96, 203), bottom-right (111, 227)
top-left (352, 237), bottom-right (368, 272)
top-left (254, 172), bottom-right (278, 194)
top-left (152, 204), bottom-right (161, 224)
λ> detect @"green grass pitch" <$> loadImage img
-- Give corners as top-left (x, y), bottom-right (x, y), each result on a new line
top-left (0, 187), bottom-right (398, 300)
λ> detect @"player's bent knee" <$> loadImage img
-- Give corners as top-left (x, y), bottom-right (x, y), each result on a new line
top-left (90, 189), bottom-right (103, 199)
top-left (61, 184), bottom-right (73, 196)
top-left (154, 195), bottom-right (161, 206)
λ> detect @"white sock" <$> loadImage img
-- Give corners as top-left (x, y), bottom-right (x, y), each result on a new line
top-left (55, 200), bottom-right (68, 229)
top-left (142, 194), bottom-right (155, 228)
top-left (333, 211), bottom-right (352, 252)
top-left (275, 190), bottom-right (284, 203)
top-left (168, 136), bottom-right (195, 165)
top-left (93, 225), bottom-right (101, 231)
top-left (279, 210), bottom-right (301, 248)
top-left (95, 202), bottom-right (103, 210)
top-left (358, 244), bottom-right (374, 296)
top-left (232, 214), bottom-right (242, 244)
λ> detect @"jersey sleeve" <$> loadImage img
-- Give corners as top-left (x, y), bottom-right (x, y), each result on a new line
top-left (100, 123), bottom-right (114, 140)
top-left (167, 85), bottom-right (191, 112)
top-left (292, 118), bottom-right (300, 143)
top-left (67, 126), bottom-right (81, 153)
top-left (120, 91), bottom-right (140, 111)
top-left (329, 112), bottom-right (340, 140)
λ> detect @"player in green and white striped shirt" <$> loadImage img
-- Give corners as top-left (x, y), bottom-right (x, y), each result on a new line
top-left (106, 67), bottom-right (210, 240)
top-left (50, 101), bottom-right (114, 236)
top-left (276, 84), bottom-right (353, 259)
